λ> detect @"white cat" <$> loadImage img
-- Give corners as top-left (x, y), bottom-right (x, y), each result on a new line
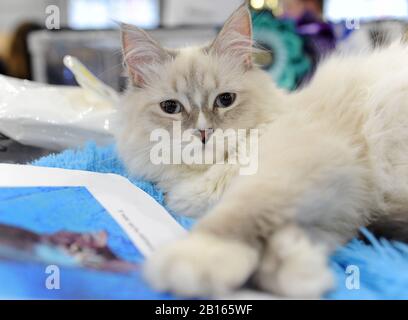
top-left (116, 5), bottom-right (408, 298)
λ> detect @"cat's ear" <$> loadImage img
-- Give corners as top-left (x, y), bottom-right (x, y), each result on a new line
top-left (121, 23), bottom-right (169, 87)
top-left (210, 4), bottom-right (253, 68)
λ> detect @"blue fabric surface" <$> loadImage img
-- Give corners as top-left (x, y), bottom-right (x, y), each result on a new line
top-left (13, 143), bottom-right (408, 299)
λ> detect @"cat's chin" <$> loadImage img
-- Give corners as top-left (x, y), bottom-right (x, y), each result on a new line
top-left (182, 162), bottom-right (213, 171)
top-left (173, 150), bottom-right (228, 171)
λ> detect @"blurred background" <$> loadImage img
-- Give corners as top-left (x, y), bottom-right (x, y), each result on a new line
top-left (1, 0), bottom-right (408, 90)
top-left (0, 0), bottom-right (408, 162)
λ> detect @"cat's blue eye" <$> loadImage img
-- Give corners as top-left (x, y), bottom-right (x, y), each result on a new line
top-left (214, 93), bottom-right (237, 108)
top-left (160, 100), bottom-right (183, 114)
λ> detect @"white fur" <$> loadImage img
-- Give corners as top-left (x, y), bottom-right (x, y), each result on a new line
top-left (144, 233), bottom-right (259, 296)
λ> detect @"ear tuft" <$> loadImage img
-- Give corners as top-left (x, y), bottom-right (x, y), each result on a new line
top-left (121, 23), bottom-right (169, 87)
top-left (211, 4), bottom-right (253, 68)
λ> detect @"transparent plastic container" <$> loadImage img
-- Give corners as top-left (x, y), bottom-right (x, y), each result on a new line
top-left (28, 28), bottom-right (217, 91)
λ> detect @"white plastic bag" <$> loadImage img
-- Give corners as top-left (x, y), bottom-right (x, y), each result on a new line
top-left (0, 74), bottom-right (117, 151)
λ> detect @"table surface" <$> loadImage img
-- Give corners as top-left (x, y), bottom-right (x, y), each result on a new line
top-left (0, 134), bottom-right (52, 164)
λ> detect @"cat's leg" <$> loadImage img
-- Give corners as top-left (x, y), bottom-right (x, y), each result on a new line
top-left (144, 184), bottom-right (342, 298)
top-left (145, 120), bottom-right (372, 297)
top-left (144, 176), bottom-right (354, 298)
top-left (252, 224), bottom-right (334, 298)
top-left (144, 176), bottom-right (281, 297)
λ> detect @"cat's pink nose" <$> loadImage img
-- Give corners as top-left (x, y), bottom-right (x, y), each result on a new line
top-left (198, 129), bottom-right (213, 144)
top-left (199, 130), bottom-right (207, 144)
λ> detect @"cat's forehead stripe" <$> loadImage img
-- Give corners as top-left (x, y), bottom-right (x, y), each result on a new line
top-left (171, 52), bottom-right (219, 110)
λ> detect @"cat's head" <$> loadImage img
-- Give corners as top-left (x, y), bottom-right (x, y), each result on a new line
top-left (117, 5), bottom-right (282, 178)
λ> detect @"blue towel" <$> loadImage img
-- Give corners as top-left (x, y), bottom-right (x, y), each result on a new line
top-left (2, 142), bottom-right (405, 299)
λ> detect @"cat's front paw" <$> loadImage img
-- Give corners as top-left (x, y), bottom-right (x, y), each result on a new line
top-left (143, 233), bottom-right (259, 297)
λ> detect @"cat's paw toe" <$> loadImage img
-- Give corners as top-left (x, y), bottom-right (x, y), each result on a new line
top-left (144, 233), bottom-right (259, 297)
top-left (255, 225), bottom-right (335, 299)
top-left (266, 257), bottom-right (334, 299)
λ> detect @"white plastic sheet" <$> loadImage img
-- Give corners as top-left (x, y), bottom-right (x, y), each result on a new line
top-left (0, 75), bottom-right (116, 151)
